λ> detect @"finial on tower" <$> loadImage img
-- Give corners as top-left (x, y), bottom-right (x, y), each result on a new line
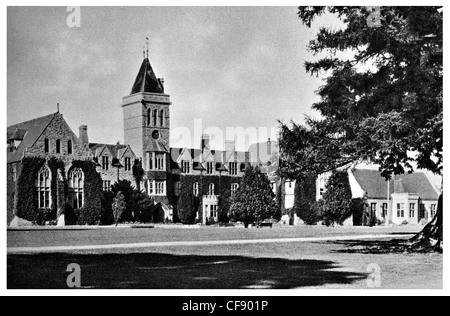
top-left (145, 35), bottom-right (149, 59)
top-left (57, 102), bottom-right (60, 113)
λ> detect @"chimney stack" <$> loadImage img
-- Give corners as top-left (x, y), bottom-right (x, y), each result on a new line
top-left (79, 125), bottom-right (89, 147)
top-left (201, 134), bottom-right (210, 151)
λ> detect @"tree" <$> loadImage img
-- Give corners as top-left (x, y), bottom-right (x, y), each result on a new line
top-left (230, 165), bottom-right (279, 227)
top-left (132, 159), bottom-right (145, 192)
top-left (279, 7), bottom-right (442, 249)
top-left (133, 191), bottom-right (155, 223)
top-left (177, 189), bottom-right (200, 225)
top-left (293, 176), bottom-right (319, 225)
top-left (217, 195), bottom-right (230, 224)
top-left (321, 171), bottom-right (353, 226)
top-left (112, 191), bottom-right (126, 227)
top-left (111, 179), bottom-right (136, 222)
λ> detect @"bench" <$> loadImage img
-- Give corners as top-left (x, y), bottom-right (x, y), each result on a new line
top-left (257, 222), bottom-right (273, 228)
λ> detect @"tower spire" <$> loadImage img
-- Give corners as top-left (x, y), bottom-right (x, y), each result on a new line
top-left (145, 35), bottom-right (149, 59)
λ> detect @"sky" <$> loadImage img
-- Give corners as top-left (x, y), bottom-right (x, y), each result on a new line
top-left (7, 6), bottom-right (344, 150)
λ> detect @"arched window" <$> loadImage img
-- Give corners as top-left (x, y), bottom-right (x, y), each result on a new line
top-left (67, 140), bottom-right (72, 155)
top-left (69, 168), bottom-right (84, 209)
top-left (160, 110), bottom-right (164, 127)
top-left (193, 182), bottom-right (199, 197)
top-left (147, 108), bottom-right (151, 126)
top-left (44, 138), bottom-right (49, 153)
top-left (153, 109), bottom-right (158, 126)
top-left (56, 139), bottom-right (61, 154)
top-left (208, 183), bottom-right (215, 196)
top-left (36, 165), bottom-right (51, 208)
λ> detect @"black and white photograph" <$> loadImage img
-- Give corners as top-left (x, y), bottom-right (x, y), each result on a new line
top-left (3, 2), bottom-right (446, 298)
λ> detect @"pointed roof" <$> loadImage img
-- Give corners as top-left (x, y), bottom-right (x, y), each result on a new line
top-left (130, 58), bottom-right (164, 95)
top-left (7, 113), bottom-right (56, 163)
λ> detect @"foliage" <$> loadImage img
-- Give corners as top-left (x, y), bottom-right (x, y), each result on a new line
top-left (279, 7), bottom-right (442, 179)
top-left (111, 180), bottom-right (136, 222)
top-left (229, 165), bottom-right (280, 226)
top-left (293, 176), bottom-right (318, 225)
top-left (74, 207), bottom-right (101, 225)
top-left (133, 190), bottom-right (155, 223)
top-left (100, 190), bottom-right (115, 225)
top-left (217, 195), bottom-right (230, 223)
top-left (132, 158), bottom-right (145, 191)
top-left (275, 181), bottom-right (285, 215)
top-left (322, 171), bottom-right (353, 226)
top-left (113, 191), bottom-right (127, 226)
top-left (177, 187), bottom-right (200, 225)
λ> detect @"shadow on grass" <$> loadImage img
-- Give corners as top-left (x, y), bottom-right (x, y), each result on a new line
top-left (327, 238), bottom-right (432, 254)
top-left (8, 252), bottom-right (367, 289)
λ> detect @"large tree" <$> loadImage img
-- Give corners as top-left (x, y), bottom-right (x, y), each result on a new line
top-left (230, 165), bottom-right (279, 227)
top-left (279, 7), bottom-right (442, 249)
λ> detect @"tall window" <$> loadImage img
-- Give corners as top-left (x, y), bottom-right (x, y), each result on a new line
top-left (44, 138), bottom-right (49, 153)
top-left (124, 157), bottom-right (131, 171)
top-left (56, 139), bottom-right (61, 154)
top-left (153, 109), bottom-right (158, 126)
top-left (67, 140), bottom-right (72, 154)
top-left (155, 153), bottom-right (165, 171)
top-left (397, 203), bottom-right (405, 218)
top-left (206, 162), bottom-right (214, 175)
top-left (382, 203), bottom-right (388, 217)
top-left (148, 180), bottom-right (154, 195)
top-left (431, 204), bottom-right (437, 218)
top-left (36, 165), bottom-right (51, 208)
top-left (410, 203), bottom-right (416, 218)
top-left (181, 160), bottom-right (190, 173)
top-left (370, 203), bottom-right (377, 218)
top-left (419, 204), bottom-right (426, 219)
top-left (155, 181), bottom-right (165, 195)
top-left (147, 108), bottom-right (152, 126)
top-left (229, 162), bottom-right (238, 175)
top-left (208, 183), bottom-right (215, 196)
top-left (160, 110), bottom-right (164, 127)
top-left (69, 168), bottom-right (84, 209)
top-left (102, 156), bottom-right (109, 170)
top-left (193, 182), bottom-right (199, 196)
top-left (231, 183), bottom-right (239, 195)
top-left (102, 180), bottom-right (111, 191)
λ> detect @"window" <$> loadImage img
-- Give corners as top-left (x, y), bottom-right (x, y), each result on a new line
top-left (181, 160), bottom-right (191, 174)
top-left (124, 157), bottom-right (131, 171)
top-left (229, 162), bottom-right (238, 175)
top-left (153, 109), bottom-right (158, 126)
top-left (147, 109), bottom-right (151, 126)
top-left (206, 162), bottom-right (214, 175)
top-left (160, 110), bottom-right (164, 127)
top-left (69, 168), bottom-right (84, 209)
top-left (155, 181), bottom-right (165, 195)
top-left (56, 139), bottom-right (61, 154)
top-left (147, 152), bottom-right (153, 170)
top-left (67, 140), bottom-right (72, 155)
top-left (148, 180), bottom-right (154, 195)
top-left (231, 183), bottom-right (239, 195)
top-left (102, 180), bottom-right (111, 191)
top-left (419, 204), bottom-right (426, 219)
top-left (208, 183), bottom-right (215, 196)
top-left (210, 205), bottom-right (218, 218)
top-left (175, 182), bottom-right (181, 196)
top-left (44, 138), bottom-right (49, 153)
top-left (370, 203), bottom-right (377, 218)
top-left (410, 203), bottom-right (416, 218)
top-left (431, 204), bottom-right (437, 218)
top-left (155, 153), bottom-right (165, 171)
top-left (12, 164), bottom-right (17, 182)
top-left (102, 156), bottom-right (109, 170)
top-left (397, 203), bottom-right (405, 218)
top-left (193, 182), bottom-right (199, 196)
top-left (36, 165), bottom-right (51, 208)
top-left (382, 203), bottom-right (388, 217)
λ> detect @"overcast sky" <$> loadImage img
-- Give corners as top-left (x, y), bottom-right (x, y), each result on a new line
top-left (7, 6), bottom-right (343, 150)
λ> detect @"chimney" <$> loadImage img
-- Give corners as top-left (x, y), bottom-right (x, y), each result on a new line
top-left (79, 125), bottom-right (89, 147)
top-left (201, 134), bottom-right (210, 151)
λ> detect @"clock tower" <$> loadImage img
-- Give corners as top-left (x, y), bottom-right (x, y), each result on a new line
top-left (122, 53), bottom-right (171, 203)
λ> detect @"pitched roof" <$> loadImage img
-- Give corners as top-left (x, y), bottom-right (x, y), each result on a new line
top-left (130, 58), bottom-right (164, 95)
top-left (7, 113), bottom-right (56, 163)
top-left (352, 169), bottom-right (439, 201)
top-left (89, 143), bottom-right (134, 159)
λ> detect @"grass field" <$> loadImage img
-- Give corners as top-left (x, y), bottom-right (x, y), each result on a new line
top-left (7, 225), bottom-right (442, 289)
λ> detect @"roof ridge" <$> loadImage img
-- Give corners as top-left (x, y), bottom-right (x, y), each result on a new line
top-left (7, 112), bottom-right (56, 129)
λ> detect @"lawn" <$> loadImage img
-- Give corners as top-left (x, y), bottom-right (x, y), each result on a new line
top-left (7, 225), bottom-right (442, 289)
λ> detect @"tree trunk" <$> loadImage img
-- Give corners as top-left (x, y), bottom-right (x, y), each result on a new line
top-left (410, 193), bottom-right (442, 251)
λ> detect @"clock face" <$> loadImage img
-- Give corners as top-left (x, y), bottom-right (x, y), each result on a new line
top-left (152, 130), bottom-right (160, 140)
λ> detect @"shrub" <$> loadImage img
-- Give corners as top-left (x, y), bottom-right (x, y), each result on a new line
top-left (111, 180), bottom-right (136, 222)
top-left (322, 170), bottom-right (353, 226)
top-left (134, 191), bottom-right (155, 223)
top-left (217, 195), bottom-right (230, 223)
top-left (100, 190), bottom-right (115, 225)
top-left (74, 207), bottom-right (101, 225)
top-left (177, 189), bottom-right (200, 225)
top-left (113, 191), bottom-right (127, 226)
top-left (294, 176), bottom-right (318, 225)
